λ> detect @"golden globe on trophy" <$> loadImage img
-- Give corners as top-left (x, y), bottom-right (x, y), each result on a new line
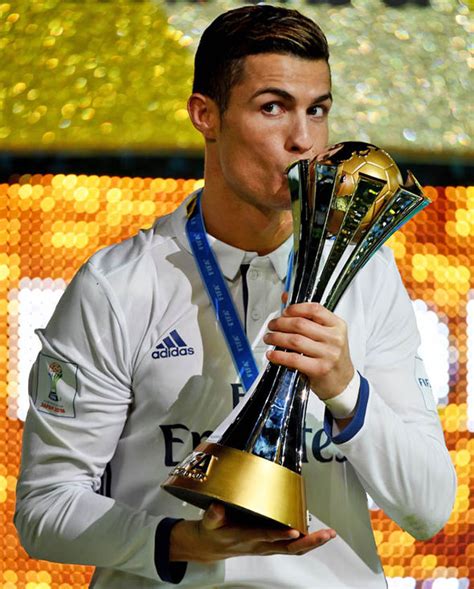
top-left (162, 141), bottom-right (430, 534)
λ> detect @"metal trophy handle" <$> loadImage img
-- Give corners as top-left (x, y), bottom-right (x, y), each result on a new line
top-left (162, 141), bottom-right (430, 534)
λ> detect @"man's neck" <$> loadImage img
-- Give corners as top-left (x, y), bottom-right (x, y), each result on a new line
top-left (200, 185), bottom-right (293, 256)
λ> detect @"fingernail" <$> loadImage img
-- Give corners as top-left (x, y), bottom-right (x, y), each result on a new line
top-left (287, 529), bottom-right (300, 539)
top-left (207, 505), bottom-right (220, 519)
top-left (321, 531), bottom-right (336, 542)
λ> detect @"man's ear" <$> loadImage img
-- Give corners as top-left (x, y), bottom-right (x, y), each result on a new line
top-left (187, 93), bottom-right (220, 141)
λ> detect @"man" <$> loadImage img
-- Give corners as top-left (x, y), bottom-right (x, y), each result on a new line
top-left (15, 5), bottom-right (456, 588)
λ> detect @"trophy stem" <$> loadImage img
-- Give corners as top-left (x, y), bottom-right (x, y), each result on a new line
top-left (218, 362), bottom-right (309, 474)
top-left (311, 174), bottom-right (386, 303)
top-left (287, 161), bottom-right (336, 305)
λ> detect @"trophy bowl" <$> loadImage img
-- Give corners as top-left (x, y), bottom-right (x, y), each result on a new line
top-left (318, 142), bottom-right (404, 237)
top-left (162, 141), bottom-right (430, 534)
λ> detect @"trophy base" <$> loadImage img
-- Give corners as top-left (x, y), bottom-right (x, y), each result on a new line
top-left (161, 442), bottom-right (308, 534)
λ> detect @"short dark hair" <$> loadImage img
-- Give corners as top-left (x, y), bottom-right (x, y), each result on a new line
top-left (193, 5), bottom-right (330, 113)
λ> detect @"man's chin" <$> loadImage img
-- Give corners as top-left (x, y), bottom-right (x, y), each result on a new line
top-left (275, 186), bottom-right (292, 211)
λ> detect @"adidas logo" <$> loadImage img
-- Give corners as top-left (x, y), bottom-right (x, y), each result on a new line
top-left (152, 329), bottom-right (194, 359)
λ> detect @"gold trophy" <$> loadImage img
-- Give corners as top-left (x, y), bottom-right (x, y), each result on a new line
top-left (162, 141), bottom-right (430, 534)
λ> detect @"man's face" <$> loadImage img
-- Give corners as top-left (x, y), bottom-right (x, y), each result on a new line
top-left (214, 53), bottom-right (332, 212)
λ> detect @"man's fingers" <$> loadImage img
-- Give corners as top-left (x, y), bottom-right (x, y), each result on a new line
top-left (266, 317), bottom-right (328, 342)
top-left (266, 349), bottom-right (329, 376)
top-left (232, 525), bottom-right (300, 544)
top-left (201, 503), bottom-right (227, 531)
top-left (287, 529), bottom-right (336, 554)
top-left (264, 332), bottom-right (328, 359)
top-left (196, 507), bottom-right (334, 560)
top-left (267, 313), bottom-right (345, 347)
top-left (257, 528), bottom-right (336, 556)
top-left (263, 527), bottom-right (300, 542)
top-left (283, 302), bottom-right (337, 326)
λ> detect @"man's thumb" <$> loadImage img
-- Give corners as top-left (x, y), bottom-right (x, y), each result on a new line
top-left (201, 503), bottom-right (226, 531)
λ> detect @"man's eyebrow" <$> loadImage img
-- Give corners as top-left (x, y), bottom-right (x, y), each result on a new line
top-left (250, 87), bottom-right (333, 104)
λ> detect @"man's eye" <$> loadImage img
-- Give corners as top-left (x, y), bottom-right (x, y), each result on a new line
top-left (262, 103), bottom-right (282, 115)
top-left (309, 105), bottom-right (326, 118)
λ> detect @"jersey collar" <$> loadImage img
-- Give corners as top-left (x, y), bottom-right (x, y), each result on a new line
top-left (172, 193), bottom-right (292, 282)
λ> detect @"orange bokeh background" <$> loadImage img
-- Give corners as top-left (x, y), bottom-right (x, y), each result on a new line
top-left (0, 175), bottom-right (472, 588)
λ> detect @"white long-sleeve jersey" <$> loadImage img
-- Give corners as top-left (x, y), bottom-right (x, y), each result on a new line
top-left (15, 196), bottom-right (456, 588)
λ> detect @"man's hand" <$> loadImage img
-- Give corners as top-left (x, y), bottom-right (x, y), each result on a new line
top-left (263, 302), bottom-right (354, 400)
top-left (170, 503), bottom-right (336, 563)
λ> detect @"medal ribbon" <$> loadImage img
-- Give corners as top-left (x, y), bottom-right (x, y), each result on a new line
top-left (185, 191), bottom-right (259, 392)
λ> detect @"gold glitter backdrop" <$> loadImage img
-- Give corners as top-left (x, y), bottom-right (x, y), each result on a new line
top-left (0, 0), bottom-right (471, 157)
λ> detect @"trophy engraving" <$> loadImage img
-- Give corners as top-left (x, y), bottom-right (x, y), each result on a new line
top-left (162, 141), bottom-right (430, 533)
top-left (172, 452), bottom-right (218, 483)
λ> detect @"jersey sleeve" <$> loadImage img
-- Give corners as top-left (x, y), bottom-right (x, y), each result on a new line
top-left (324, 249), bottom-right (457, 540)
top-left (14, 262), bottom-right (167, 582)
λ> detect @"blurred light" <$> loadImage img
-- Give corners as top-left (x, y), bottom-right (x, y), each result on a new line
top-left (0, 0), bottom-right (470, 155)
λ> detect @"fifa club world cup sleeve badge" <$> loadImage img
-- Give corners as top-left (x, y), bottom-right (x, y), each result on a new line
top-left (47, 362), bottom-right (62, 401)
top-left (34, 353), bottom-right (78, 418)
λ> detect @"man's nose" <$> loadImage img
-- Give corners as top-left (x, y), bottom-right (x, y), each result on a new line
top-left (285, 115), bottom-right (313, 155)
